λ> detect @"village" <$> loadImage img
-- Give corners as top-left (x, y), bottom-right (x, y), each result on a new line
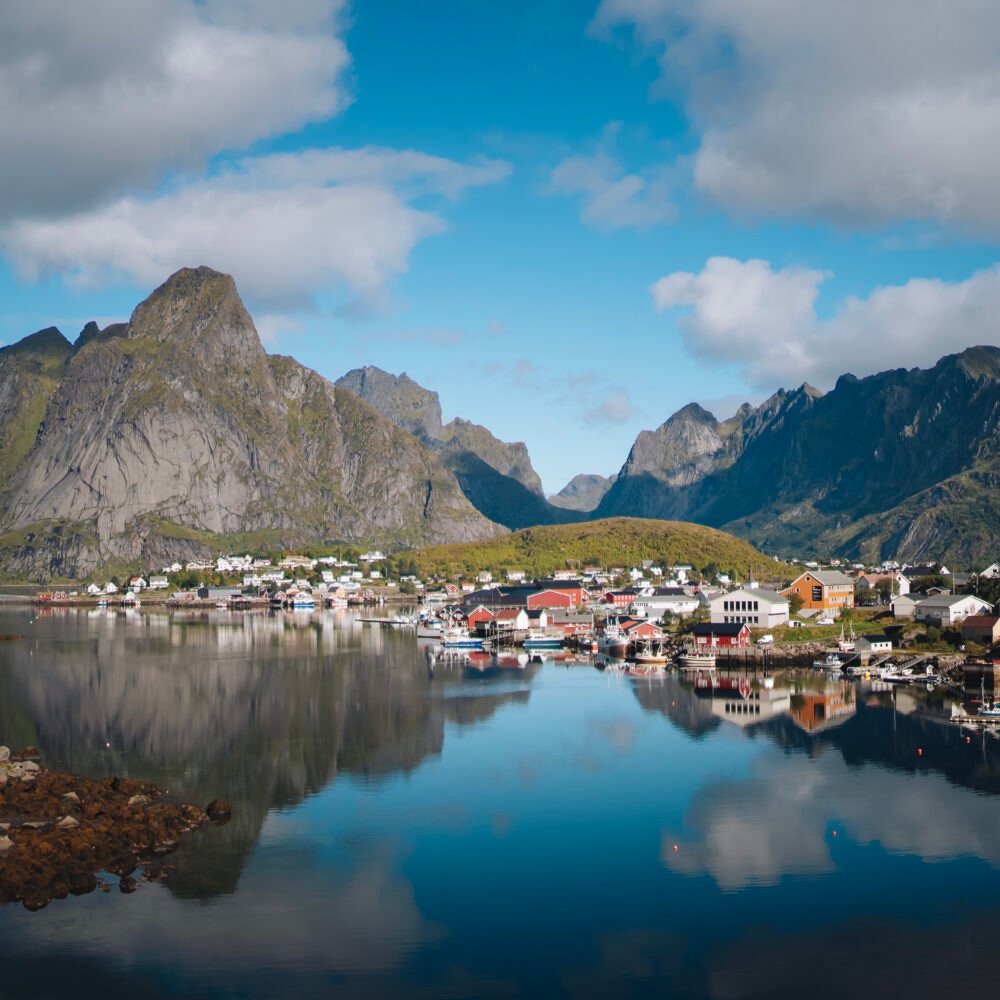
top-left (32, 549), bottom-right (1000, 671)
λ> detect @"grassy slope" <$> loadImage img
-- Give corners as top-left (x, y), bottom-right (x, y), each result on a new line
top-left (401, 516), bottom-right (787, 582)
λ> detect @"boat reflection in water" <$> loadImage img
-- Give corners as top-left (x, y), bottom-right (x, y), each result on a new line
top-left (2, 609), bottom-right (1000, 998)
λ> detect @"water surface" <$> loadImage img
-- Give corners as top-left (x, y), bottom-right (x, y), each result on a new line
top-left (1, 607), bottom-right (999, 998)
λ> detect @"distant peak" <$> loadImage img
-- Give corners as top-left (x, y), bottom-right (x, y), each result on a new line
top-left (669, 401), bottom-right (718, 425)
top-left (4, 326), bottom-right (71, 357)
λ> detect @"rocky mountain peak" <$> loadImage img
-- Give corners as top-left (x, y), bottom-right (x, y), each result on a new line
top-left (125, 266), bottom-right (266, 375)
top-left (4, 327), bottom-right (71, 361)
top-left (336, 366), bottom-right (444, 442)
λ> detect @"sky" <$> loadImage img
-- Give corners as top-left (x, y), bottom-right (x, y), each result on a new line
top-left (2, 0), bottom-right (1000, 496)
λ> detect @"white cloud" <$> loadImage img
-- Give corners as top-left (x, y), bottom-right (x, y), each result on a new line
top-left (0, 148), bottom-right (510, 309)
top-left (583, 391), bottom-right (637, 426)
top-left (0, 0), bottom-right (352, 219)
top-left (592, 0), bottom-right (1000, 232)
top-left (662, 744), bottom-right (1000, 890)
top-left (549, 124), bottom-right (676, 229)
top-left (651, 256), bottom-right (1000, 390)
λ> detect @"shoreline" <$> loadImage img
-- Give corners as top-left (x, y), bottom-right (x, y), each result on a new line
top-left (0, 746), bottom-right (229, 911)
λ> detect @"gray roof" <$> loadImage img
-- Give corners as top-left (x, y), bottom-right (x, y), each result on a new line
top-left (715, 587), bottom-right (788, 605)
top-left (916, 593), bottom-right (986, 608)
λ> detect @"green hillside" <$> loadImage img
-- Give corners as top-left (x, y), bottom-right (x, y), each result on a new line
top-left (402, 516), bottom-right (788, 584)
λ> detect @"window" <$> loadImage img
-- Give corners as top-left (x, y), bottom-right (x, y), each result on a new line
top-left (812, 586), bottom-right (822, 602)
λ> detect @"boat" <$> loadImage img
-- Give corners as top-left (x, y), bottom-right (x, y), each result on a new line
top-left (522, 630), bottom-right (563, 650)
top-left (441, 627), bottom-right (485, 648)
top-left (978, 678), bottom-right (1000, 718)
top-left (417, 619), bottom-right (446, 639)
top-left (678, 650), bottom-right (716, 669)
top-left (597, 617), bottom-right (629, 657)
top-left (814, 652), bottom-right (845, 672)
top-left (632, 637), bottom-right (669, 665)
top-left (837, 623), bottom-right (856, 652)
top-left (288, 591), bottom-right (315, 609)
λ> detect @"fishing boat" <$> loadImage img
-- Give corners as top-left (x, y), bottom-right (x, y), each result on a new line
top-left (837, 623), bottom-right (857, 652)
top-left (522, 630), bottom-right (563, 650)
top-left (814, 652), bottom-right (845, 671)
top-left (441, 627), bottom-right (485, 649)
top-left (978, 678), bottom-right (1000, 718)
top-left (597, 617), bottom-right (629, 657)
top-left (417, 618), bottom-right (446, 639)
top-left (632, 637), bottom-right (669, 665)
top-left (678, 650), bottom-right (716, 669)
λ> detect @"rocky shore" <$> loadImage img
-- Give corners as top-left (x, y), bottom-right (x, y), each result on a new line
top-left (0, 745), bottom-right (229, 911)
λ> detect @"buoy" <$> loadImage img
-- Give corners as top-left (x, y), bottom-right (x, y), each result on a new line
top-left (917, 748), bottom-right (923, 756)
top-left (672, 844), bottom-right (679, 852)
top-left (832, 830), bottom-right (837, 837)
top-left (967, 736), bottom-right (971, 743)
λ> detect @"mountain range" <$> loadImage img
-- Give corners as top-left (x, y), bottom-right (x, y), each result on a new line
top-left (0, 265), bottom-right (998, 580)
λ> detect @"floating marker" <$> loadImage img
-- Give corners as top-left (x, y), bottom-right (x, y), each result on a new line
top-left (917, 748), bottom-right (923, 756)
top-left (672, 844), bottom-right (678, 852)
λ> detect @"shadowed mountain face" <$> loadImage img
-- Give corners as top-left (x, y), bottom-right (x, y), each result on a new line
top-left (336, 366), bottom-right (575, 530)
top-left (598, 347), bottom-right (1000, 564)
top-left (549, 474), bottom-right (617, 512)
top-left (0, 268), bottom-right (502, 579)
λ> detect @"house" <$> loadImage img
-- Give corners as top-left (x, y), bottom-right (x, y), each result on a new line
top-left (466, 606), bottom-right (495, 629)
top-left (981, 563), bottom-right (1000, 580)
top-left (891, 594), bottom-right (919, 619)
top-left (690, 622), bottom-right (751, 649)
top-left (854, 572), bottom-right (910, 600)
top-left (629, 587), bottom-right (700, 619)
top-left (710, 588), bottom-right (789, 628)
top-left (854, 635), bottom-right (893, 655)
top-left (960, 615), bottom-right (1000, 646)
top-left (86, 583), bottom-right (102, 595)
top-left (781, 570), bottom-right (854, 615)
top-left (914, 593), bottom-right (993, 627)
top-left (622, 619), bottom-right (663, 640)
top-left (147, 575), bottom-right (169, 590)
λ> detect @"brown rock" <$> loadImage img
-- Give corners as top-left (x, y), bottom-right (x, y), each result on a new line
top-left (205, 799), bottom-right (232, 825)
top-left (119, 876), bottom-right (138, 894)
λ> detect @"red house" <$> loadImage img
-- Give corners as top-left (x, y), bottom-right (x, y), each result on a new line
top-left (466, 606), bottom-right (495, 629)
top-left (527, 589), bottom-right (577, 610)
top-left (690, 622), bottom-right (751, 648)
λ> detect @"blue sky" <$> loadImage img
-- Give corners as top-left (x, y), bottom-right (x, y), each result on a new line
top-left (2, 1), bottom-right (999, 494)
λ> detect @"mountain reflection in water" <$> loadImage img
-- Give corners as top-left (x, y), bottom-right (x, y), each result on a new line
top-left (2, 609), bottom-right (1000, 999)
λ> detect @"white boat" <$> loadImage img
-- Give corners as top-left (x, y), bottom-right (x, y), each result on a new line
top-left (441, 627), bottom-right (484, 648)
top-left (814, 652), bottom-right (845, 671)
top-left (417, 619), bottom-right (445, 639)
top-left (678, 650), bottom-right (716, 669)
top-left (837, 623), bottom-right (856, 652)
top-left (597, 617), bottom-right (629, 656)
top-left (522, 630), bottom-right (563, 650)
top-left (978, 678), bottom-right (1000, 717)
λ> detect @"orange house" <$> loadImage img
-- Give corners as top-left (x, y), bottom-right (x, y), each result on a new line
top-left (781, 571), bottom-right (854, 614)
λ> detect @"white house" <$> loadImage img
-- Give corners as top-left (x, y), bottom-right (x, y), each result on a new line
top-left (854, 635), bottom-right (893, 654)
top-left (711, 588), bottom-right (790, 628)
top-left (630, 587), bottom-right (700, 619)
top-left (914, 593), bottom-right (992, 626)
top-left (148, 575), bottom-right (169, 590)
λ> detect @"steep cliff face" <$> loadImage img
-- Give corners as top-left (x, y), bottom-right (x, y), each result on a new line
top-left (599, 348), bottom-right (1000, 564)
top-left (0, 268), bottom-right (502, 578)
top-left (0, 327), bottom-right (74, 493)
top-left (335, 366), bottom-right (443, 442)
top-left (335, 366), bottom-right (567, 529)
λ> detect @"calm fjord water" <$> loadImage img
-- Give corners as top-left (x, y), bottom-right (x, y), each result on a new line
top-left (2, 607), bottom-right (1000, 999)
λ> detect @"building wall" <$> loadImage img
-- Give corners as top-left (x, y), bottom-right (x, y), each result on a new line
top-left (782, 574), bottom-right (855, 612)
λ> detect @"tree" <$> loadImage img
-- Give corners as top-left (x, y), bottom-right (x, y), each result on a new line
top-left (788, 593), bottom-right (804, 615)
